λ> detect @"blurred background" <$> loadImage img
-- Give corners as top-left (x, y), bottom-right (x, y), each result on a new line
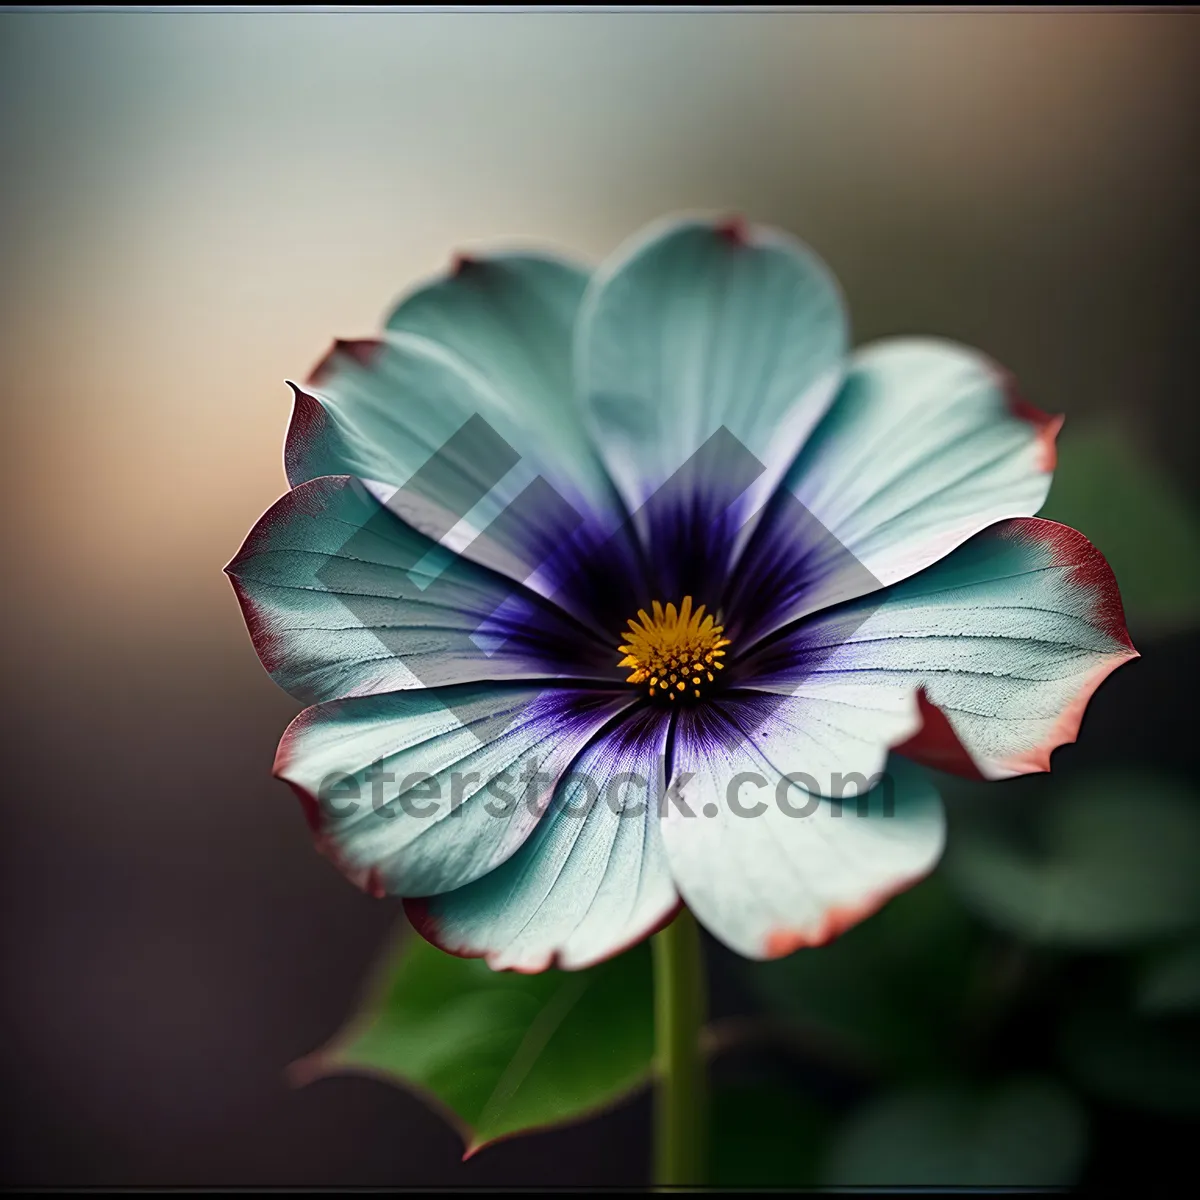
top-left (2, 7), bottom-right (1198, 1187)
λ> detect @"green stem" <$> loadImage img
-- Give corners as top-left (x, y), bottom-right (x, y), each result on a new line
top-left (652, 907), bottom-right (707, 1189)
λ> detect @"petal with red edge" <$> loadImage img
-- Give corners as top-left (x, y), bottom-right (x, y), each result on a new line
top-left (406, 706), bottom-right (677, 972)
top-left (743, 517), bottom-right (1137, 780)
top-left (660, 704), bottom-right (944, 960)
top-left (386, 251), bottom-right (599, 484)
top-left (577, 215), bottom-right (847, 563)
top-left (225, 475), bottom-right (618, 704)
top-left (731, 339), bottom-right (1062, 642)
top-left (275, 684), bottom-right (637, 898)
top-left (288, 254), bottom-right (617, 526)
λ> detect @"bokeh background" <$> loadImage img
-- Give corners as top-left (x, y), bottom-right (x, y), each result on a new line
top-left (2, 7), bottom-right (1199, 1187)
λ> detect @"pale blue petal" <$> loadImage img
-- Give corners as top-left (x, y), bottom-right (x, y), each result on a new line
top-left (736, 339), bottom-right (1062, 639)
top-left (744, 517), bottom-right (1137, 780)
top-left (407, 707), bottom-right (677, 972)
top-left (386, 251), bottom-right (596, 477)
top-left (225, 475), bottom-right (618, 704)
top-left (661, 719), bottom-right (945, 960)
top-left (275, 684), bottom-right (637, 897)
top-left (287, 255), bottom-right (624, 584)
top-left (577, 216), bottom-right (847, 533)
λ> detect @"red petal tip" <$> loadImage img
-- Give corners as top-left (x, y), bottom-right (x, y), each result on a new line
top-left (282, 382), bottom-right (329, 483)
top-left (1003, 380), bottom-right (1064, 473)
top-left (403, 897), bottom-right (481, 962)
top-left (1012, 517), bottom-right (1136, 650)
top-left (306, 337), bottom-right (384, 386)
top-left (998, 653), bottom-right (1137, 777)
top-left (715, 215), bottom-right (749, 245)
top-left (764, 879), bottom-right (920, 957)
top-left (892, 687), bottom-right (987, 781)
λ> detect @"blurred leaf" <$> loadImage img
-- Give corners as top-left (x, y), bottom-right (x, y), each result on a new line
top-left (746, 873), bottom-right (980, 1074)
top-left (710, 1083), bottom-right (831, 1188)
top-left (946, 772), bottom-right (1200, 948)
top-left (293, 924), bottom-right (654, 1156)
top-left (1061, 1009), bottom-right (1200, 1117)
top-left (822, 1078), bottom-right (1087, 1187)
top-left (1039, 420), bottom-right (1200, 633)
top-left (1138, 940), bottom-right (1200, 1016)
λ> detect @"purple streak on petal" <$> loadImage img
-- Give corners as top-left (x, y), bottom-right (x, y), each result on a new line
top-left (456, 477), bottom-right (651, 645)
top-left (275, 683), bottom-right (642, 899)
top-left (723, 483), bottom-right (884, 653)
top-left (633, 425), bottom-right (766, 605)
top-left (405, 702), bottom-right (676, 972)
top-left (226, 475), bottom-right (625, 708)
top-left (464, 426), bottom-right (767, 664)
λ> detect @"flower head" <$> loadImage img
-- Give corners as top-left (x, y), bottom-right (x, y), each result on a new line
top-left (226, 215), bottom-right (1136, 969)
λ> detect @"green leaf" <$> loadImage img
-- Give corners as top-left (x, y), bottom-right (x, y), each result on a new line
top-left (710, 1083), bottom-right (831, 1188)
top-left (1061, 1009), bottom-right (1200, 1117)
top-left (822, 1078), bottom-right (1088, 1187)
top-left (293, 921), bottom-right (654, 1156)
top-left (1138, 939), bottom-right (1200, 1016)
top-left (945, 772), bottom-right (1200, 948)
top-left (1039, 420), bottom-right (1200, 633)
top-left (745, 872), bottom-right (980, 1074)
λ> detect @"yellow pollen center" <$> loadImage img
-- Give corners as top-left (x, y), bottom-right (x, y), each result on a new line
top-left (618, 596), bottom-right (730, 701)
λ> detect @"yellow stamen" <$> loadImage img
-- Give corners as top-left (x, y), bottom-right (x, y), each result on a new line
top-left (617, 595), bottom-right (731, 702)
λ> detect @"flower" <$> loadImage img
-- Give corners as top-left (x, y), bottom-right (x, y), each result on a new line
top-left (226, 215), bottom-right (1136, 970)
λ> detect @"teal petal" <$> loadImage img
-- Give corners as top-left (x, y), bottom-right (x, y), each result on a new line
top-left (407, 706), bottom-right (677, 972)
top-left (661, 725), bottom-right (945, 960)
top-left (386, 252), bottom-right (597, 478)
top-left (578, 215), bottom-right (847, 519)
top-left (274, 684), bottom-right (637, 897)
top-left (747, 517), bottom-right (1137, 779)
top-left (288, 253), bottom-right (620, 550)
top-left (225, 475), bottom-right (617, 704)
top-left (693, 687), bottom-right (917, 800)
top-left (742, 338), bottom-right (1062, 636)
top-left (288, 331), bottom-right (513, 493)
